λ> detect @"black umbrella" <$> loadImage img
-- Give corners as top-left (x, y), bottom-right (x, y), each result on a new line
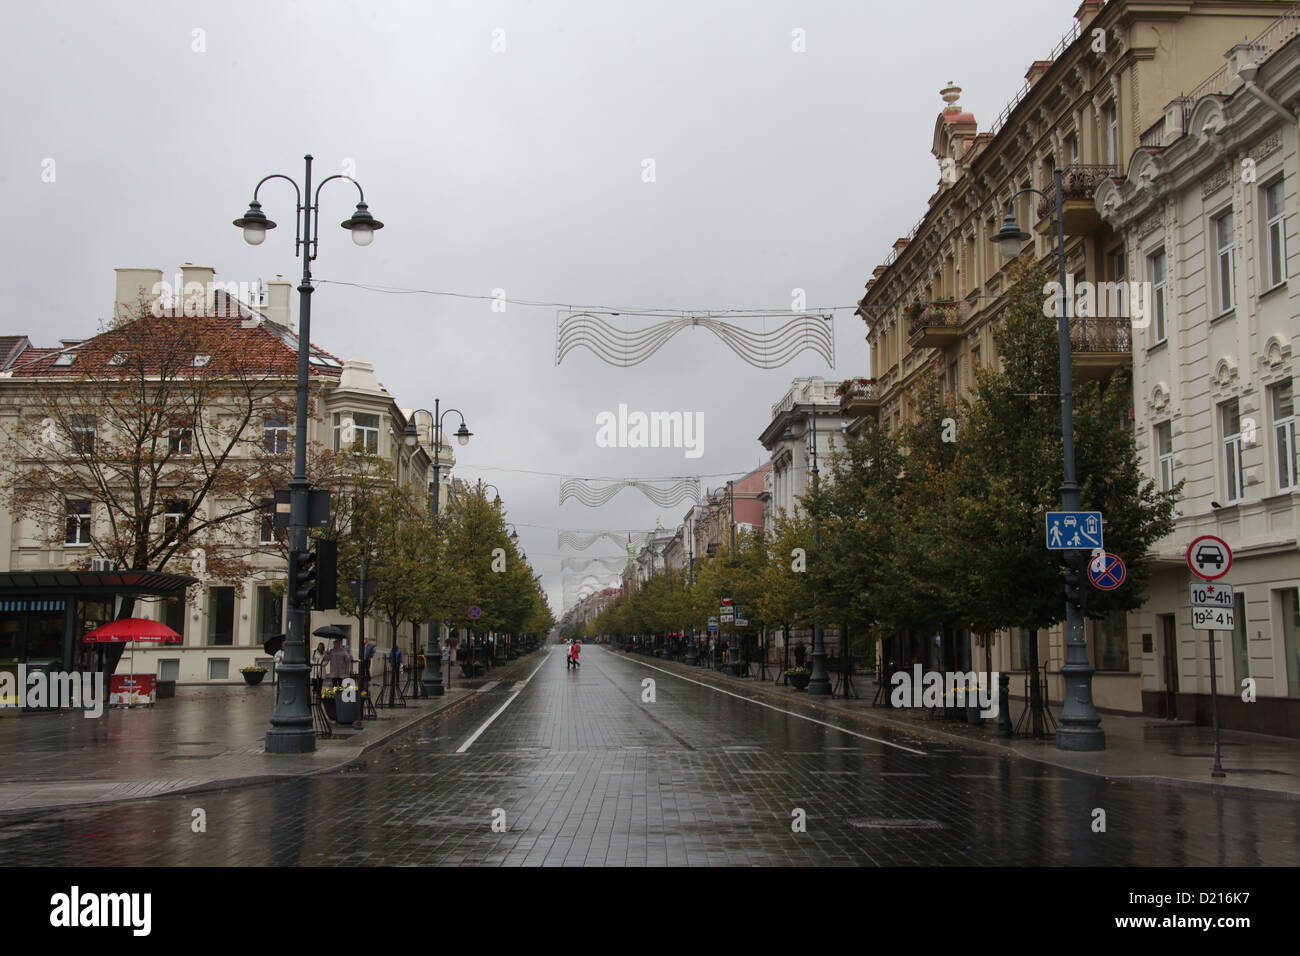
top-left (262, 632), bottom-right (285, 656)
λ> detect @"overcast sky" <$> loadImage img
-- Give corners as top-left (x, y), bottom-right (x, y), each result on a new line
top-left (3, 0), bottom-right (1081, 613)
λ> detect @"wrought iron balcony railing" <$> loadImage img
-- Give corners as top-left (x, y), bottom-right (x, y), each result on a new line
top-left (1036, 164), bottom-right (1119, 220)
top-left (1069, 316), bottom-right (1131, 353)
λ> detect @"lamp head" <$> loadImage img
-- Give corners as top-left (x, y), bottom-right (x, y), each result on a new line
top-left (403, 419), bottom-right (419, 448)
top-left (455, 422), bottom-right (472, 446)
top-left (992, 211), bottom-right (1031, 259)
top-left (341, 202), bottom-right (384, 246)
top-left (233, 201), bottom-right (276, 246)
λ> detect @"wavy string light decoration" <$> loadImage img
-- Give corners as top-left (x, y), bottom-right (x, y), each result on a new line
top-left (555, 311), bottom-right (835, 369)
top-left (560, 477), bottom-right (700, 509)
top-left (562, 556), bottom-right (628, 574)
top-left (557, 530), bottom-right (652, 551)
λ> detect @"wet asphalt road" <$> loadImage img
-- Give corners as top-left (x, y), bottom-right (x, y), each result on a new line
top-left (0, 644), bottom-right (1297, 866)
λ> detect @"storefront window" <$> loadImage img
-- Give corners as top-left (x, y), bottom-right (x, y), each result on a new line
top-left (208, 587), bottom-right (235, 646)
top-left (1093, 610), bottom-right (1130, 672)
top-left (1282, 588), bottom-right (1300, 698)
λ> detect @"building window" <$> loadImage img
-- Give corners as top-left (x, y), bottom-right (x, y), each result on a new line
top-left (1010, 628), bottom-right (1034, 671)
top-left (256, 586), bottom-right (282, 644)
top-left (333, 411), bottom-right (381, 453)
top-left (1149, 250), bottom-right (1167, 343)
top-left (158, 658), bottom-right (180, 681)
top-left (168, 425), bottom-right (194, 456)
top-left (65, 500), bottom-right (91, 545)
top-left (264, 416), bottom-right (289, 454)
top-left (1232, 593), bottom-right (1249, 685)
top-left (1281, 588), bottom-right (1300, 697)
top-left (1265, 178), bottom-right (1287, 289)
top-left (208, 587), bottom-right (235, 646)
top-left (1067, 133), bottom-right (1079, 166)
top-left (1273, 381), bottom-right (1297, 492)
top-left (70, 414), bottom-right (96, 455)
top-left (1213, 210), bottom-right (1235, 314)
top-left (1221, 398), bottom-right (1245, 504)
top-left (1093, 610), bottom-right (1130, 671)
top-left (259, 503), bottom-right (277, 545)
top-left (1105, 101), bottom-right (1118, 166)
top-left (163, 499), bottom-right (188, 538)
top-left (208, 658), bottom-right (230, 681)
top-left (161, 595), bottom-right (185, 639)
top-left (1155, 421), bottom-right (1174, 492)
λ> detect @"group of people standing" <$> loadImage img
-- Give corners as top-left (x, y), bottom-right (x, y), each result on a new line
top-left (309, 638), bottom-right (358, 697)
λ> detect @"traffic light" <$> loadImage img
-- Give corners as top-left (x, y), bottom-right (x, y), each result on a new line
top-left (289, 549), bottom-right (317, 607)
top-left (315, 538), bottom-right (338, 610)
top-left (1062, 561), bottom-right (1083, 607)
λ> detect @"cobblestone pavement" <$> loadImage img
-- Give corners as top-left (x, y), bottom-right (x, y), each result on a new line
top-left (1, 645), bottom-right (1298, 866)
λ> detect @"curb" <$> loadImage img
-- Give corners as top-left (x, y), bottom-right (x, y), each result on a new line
top-left (611, 650), bottom-right (1300, 802)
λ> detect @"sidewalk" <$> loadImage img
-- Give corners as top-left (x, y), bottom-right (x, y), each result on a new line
top-left (618, 650), bottom-right (1300, 801)
top-left (0, 652), bottom-right (540, 817)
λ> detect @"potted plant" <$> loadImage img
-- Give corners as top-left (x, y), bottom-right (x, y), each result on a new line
top-left (320, 686), bottom-right (338, 722)
top-left (240, 665), bottom-right (267, 686)
top-left (904, 301), bottom-right (925, 323)
top-left (785, 666), bottom-right (811, 690)
top-left (321, 684), bottom-right (367, 725)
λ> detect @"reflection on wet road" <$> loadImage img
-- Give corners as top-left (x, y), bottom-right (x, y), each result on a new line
top-left (1, 645), bottom-right (1297, 866)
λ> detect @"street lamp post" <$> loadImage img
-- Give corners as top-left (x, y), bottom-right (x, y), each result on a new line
top-left (993, 167), bottom-right (1105, 751)
top-left (235, 154), bottom-right (383, 754)
top-left (404, 405), bottom-right (471, 698)
top-left (783, 405), bottom-right (830, 695)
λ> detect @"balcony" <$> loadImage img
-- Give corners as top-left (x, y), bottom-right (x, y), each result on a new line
top-left (1069, 316), bottom-right (1131, 381)
top-left (907, 300), bottom-right (966, 348)
top-left (1035, 165), bottom-right (1119, 236)
top-left (837, 379), bottom-right (881, 419)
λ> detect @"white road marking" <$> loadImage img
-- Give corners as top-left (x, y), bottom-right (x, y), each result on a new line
top-left (455, 656), bottom-right (550, 754)
top-left (618, 655), bottom-right (927, 756)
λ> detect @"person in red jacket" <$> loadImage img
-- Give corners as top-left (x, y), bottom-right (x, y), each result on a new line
top-left (569, 640), bottom-right (581, 669)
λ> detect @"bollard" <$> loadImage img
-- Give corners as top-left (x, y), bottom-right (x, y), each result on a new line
top-left (997, 672), bottom-right (1012, 737)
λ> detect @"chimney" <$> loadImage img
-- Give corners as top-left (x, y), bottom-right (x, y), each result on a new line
top-left (113, 267), bottom-right (164, 320)
top-left (1025, 61), bottom-right (1053, 87)
top-left (180, 264), bottom-right (216, 314)
top-left (265, 280), bottom-right (292, 328)
top-left (1075, 0), bottom-right (1103, 30)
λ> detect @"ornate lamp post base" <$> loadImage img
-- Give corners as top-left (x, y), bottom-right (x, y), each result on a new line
top-left (422, 642), bottom-right (446, 697)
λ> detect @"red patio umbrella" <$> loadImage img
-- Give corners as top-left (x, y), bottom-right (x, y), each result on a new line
top-left (84, 618), bottom-right (183, 683)
top-left (83, 618), bottom-right (183, 644)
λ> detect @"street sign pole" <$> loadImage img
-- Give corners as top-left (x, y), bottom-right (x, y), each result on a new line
top-left (1188, 536), bottom-right (1232, 779)
top-left (1207, 628), bottom-right (1226, 779)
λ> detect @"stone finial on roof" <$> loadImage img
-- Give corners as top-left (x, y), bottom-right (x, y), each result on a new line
top-left (941, 82), bottom-right (963, 112)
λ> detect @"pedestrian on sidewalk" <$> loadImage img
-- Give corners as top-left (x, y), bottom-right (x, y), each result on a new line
top-left (273, 644), bottom-right (284, 684)
top-left (328, 638), bottom-right (352, 687)
top-left (310, 642), bottom-right (326, 698)
top-left (570, 640), bottom-right (581, 669)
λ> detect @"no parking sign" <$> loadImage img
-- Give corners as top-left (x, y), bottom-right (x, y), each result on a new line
top-left (1087, 552), bottom-right (1126, 591)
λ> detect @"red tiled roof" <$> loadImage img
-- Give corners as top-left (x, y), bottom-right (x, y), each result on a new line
top-left (6, 297), bottom-right (344, 379)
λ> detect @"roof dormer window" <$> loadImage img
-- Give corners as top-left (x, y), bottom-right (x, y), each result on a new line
top-left (53, 353), bottom-right (76, 366)
top-left (193, 355), bottom-right (211, 367)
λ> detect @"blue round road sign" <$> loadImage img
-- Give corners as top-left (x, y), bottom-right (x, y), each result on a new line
top-left (1087, 553), bottom-right (1126, 591)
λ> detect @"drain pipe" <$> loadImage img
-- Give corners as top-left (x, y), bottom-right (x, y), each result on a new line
top-left (1238, 62), bottom-right (1297, 123)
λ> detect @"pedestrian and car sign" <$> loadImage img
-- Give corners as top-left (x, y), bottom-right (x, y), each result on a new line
top-left (1045, 511), bottom-right (1103, 550)
top-left (1087, 552), bottom-right (1126, 590)
top-left (1186, 535), bottom-right (1232, 580)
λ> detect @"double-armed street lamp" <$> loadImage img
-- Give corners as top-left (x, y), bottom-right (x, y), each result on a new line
top-left (992, 167), bottom-right (1105, 752)
top-left (783, 406), bottom-right (830, 695)
top-left (403, 404), bottom-right (472, 698)
top-left (235, 154), bottom-right (383, 755)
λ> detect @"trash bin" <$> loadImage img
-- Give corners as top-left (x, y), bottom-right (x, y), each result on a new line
top-left (22, 661), bottom-right (53, 712)
top-left (155, 679), bottom-right (176, 700)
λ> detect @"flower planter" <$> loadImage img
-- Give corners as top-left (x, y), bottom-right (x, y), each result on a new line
top-left (322, 695), bottom-right (337, 722)
top-left (335, 696), bottom-right (361, 725)
top-left (242, 670), bottom-right (266, 686)
top-left (788, 673), bottom-right (810, 690)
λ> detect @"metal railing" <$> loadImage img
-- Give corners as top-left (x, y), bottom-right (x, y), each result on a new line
top-left (1069, 316), bottom-right (1131, 354)
top-left (988, 19), bottom-right (1082, 140)
top-left (1036, 164), bottom-right (1119, 220)
top-left (907, 300), bottom-right (965, 338)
